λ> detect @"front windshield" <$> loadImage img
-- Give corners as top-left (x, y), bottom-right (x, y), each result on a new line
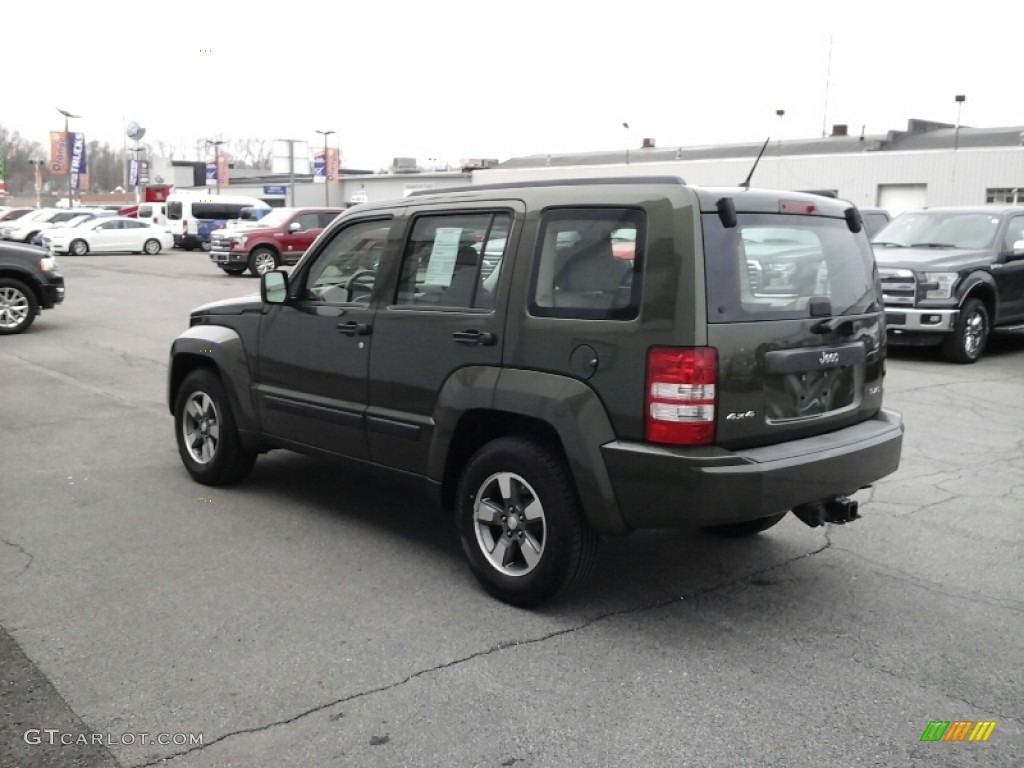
top-left (66, 215), bottom-right (92, 228)
top-left (248, 208), bottom-right (293, 228)
top-left (873, 211), bottom-right (1002, 249)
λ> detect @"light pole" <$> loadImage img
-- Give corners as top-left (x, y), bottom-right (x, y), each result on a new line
top-left (775, 109), bottom-right (786, 188)
top-left (954, 94), bottom-right (966, 151)
top-left (623, 122), bottom-right (631, 166)
top-left (28, 159), bottom-right (45, 208)
top-left (276, 139), bottom-right (301, 206)
top-left (128, 146), bottom-right (145, 202)
top-left (315, 129), bottom-right (335, 206)
top-left (57, 108), bottom-right (80, 208)
top-left (205, 139), bottom-right (225, 195)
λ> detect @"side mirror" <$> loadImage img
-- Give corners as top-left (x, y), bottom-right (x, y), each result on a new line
top-left (288, 221), bottom-right (302, 232)
top-left (262, 270), bottom-right (289, 304)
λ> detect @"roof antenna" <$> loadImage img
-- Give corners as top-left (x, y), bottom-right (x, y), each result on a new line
top-left (739, 137), bottom-right (771, 189)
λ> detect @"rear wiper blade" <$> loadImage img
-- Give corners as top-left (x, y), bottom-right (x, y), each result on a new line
top-left (909, 242), bottom-right (955, 248)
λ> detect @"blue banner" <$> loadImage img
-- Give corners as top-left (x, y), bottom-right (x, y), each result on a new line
top-left (70, 132), bottom-right (87, 190)
top-left (128, 159), bottom-right (139, 187)
top-left (313, 152), bottom-right (326, 182)
top-left (206, 162), bottom-right (218, 184)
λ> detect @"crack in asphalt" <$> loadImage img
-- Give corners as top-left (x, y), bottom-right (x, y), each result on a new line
top-left (129, 537), bottom-right (835, 766)
top-left (1, 537), bottom-right (35, 580)
top-left (850, 655), bottom-right (1020, 725)
top-left (831, 546), bottom-right (1024, 614)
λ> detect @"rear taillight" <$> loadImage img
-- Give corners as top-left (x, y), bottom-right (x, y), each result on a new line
top-left (183, 220), bottom-right (188, 233)
top-left (645, 347), bottom-right (717, 445)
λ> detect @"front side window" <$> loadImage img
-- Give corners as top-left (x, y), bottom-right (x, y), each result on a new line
top-left (395, 212), bottom-right (511, 309)
top-left (703, 213), bottom-right (879, 322)
top-left (138, 205), bottom-right (153, 218)
top-left (302, 219), bottom-right (392, 304)
top-left (293, 213), bottom-right (320, 232)
top-left (529, 208), bottom-right (643, 320)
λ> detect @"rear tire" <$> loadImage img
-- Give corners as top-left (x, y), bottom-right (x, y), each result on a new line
top-left (455, 436), bottom-right (599, 607)
top-left (174, 368), bottom-right (256, 486)
top-left (941, 298), bottom-right (989, 364)
top-left (705, 512), bottom-right (787, 538)
top-left (0, 278), bottom-right (39, 335)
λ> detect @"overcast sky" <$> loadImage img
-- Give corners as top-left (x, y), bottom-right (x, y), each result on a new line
top-left (5, 0), bottom-right (1020, 170)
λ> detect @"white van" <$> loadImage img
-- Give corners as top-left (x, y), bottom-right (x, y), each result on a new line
top-left (166, 192), bottom-right (270, 251)
top-left (137, 202), bottom-right (168, 229)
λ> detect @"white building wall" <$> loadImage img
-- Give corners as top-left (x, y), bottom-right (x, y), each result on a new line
top-left (473, 147), bottom-right (1024, 211)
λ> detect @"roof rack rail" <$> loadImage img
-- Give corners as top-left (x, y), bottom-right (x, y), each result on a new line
top-left (407, 175), bottom-right (687, 196)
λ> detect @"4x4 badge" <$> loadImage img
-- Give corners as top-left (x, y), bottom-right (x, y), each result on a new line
top-left (726, 411), bottom-right (756, 421)
top-left (819, 350), bottom-right (840, 367)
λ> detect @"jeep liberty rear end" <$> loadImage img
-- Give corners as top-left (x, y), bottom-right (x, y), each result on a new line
top-left (168, 177), bottom-right (903, 607)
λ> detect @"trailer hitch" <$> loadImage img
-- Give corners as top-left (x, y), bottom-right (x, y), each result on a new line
top-left (792, 495), bottom-right (860, 528)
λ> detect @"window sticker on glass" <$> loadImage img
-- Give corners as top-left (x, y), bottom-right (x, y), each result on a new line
top-left (424, 227), bottom-right (462, 287)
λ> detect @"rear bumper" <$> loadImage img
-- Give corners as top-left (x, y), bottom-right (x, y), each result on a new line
top-left (601, 409), bottom-right (904, 529)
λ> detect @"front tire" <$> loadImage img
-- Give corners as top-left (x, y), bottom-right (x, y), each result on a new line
top-left (0, 278), bottom-right (39, 335)
top-left (174, 368), bottom-right (256, 485)
top-left (143, 238), bottom-right (162, 255)
top-left (942, 298), bottom-right (989, 364)
top-left (221, 266), bottom-right (246, 276)
top-left (456, 436), bottom-right (599, 607)
top-left (248, 247), bottom-right (278, 276)
top-left (70, 239), bottom-right (89, 256)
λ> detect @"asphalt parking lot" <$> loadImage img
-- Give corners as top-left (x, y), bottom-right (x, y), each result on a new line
top-left (2, 250), bottom-right (1022, 768)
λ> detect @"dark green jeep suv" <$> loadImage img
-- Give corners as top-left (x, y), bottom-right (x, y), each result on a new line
top-left (168, 177), bottom-right (904, 606)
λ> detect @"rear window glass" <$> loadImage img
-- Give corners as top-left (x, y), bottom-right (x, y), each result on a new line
top-left (167, 202), bottom-right (182, 220)
top-left (702, 213), bottom-right (878, 323)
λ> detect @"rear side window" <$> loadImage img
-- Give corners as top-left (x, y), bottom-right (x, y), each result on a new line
top-left (529, 208), bottom-right (643, 320)
top-left (395, 212), bottom-right (511, 310)
top-left (167, 202), bottom-right (183, 220)
top-left (703, 213), bottom-right (878, 323)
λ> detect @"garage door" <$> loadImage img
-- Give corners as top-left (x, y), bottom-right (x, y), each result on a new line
top-left (877, 184), bottom-right (927, 216)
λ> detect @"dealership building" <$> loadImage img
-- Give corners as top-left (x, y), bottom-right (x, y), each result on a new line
top-left (147, 119), bottom-right (1024, 215)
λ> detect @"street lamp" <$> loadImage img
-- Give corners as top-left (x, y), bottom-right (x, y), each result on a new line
top-left (954, 94), bottom-right (966, 151)
top-left (28, 159), bottom-right (45, 208)
top-left (623, 122), bottom-right (631, 166)
top-left (775, 109), bottom-right (786, 187)
top-left (205, 139), bottom-right (225, 195)
top-left (315, 129), bottom-right (335, 206)
top-left (57, 108), bottom-right (80, 208)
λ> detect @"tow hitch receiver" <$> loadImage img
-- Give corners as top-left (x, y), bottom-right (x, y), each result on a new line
top-left (792, 496), bottom-right (860, 528)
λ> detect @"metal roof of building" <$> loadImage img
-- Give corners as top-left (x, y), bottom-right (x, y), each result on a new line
top-left (498, 120), bottom-right (1024, 169)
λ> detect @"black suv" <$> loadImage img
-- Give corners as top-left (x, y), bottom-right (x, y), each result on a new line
top-left (168, 178), bottom-right (904, 606)
top-left (873, 206), bottom-right (1024, 363)
top-left (0, 242), bottom-right (65, 334)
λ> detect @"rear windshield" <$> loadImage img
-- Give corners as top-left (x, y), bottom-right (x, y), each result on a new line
top-left (702, 213), bottom-right (878, 323)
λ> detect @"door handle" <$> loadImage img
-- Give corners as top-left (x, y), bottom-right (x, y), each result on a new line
top-left (452, 330), bottom-right (496, 346)
top-left (336, 321), bottom-right (371, 336)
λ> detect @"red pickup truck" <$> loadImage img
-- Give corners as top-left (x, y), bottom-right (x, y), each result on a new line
top-left (207, 207), bottom-right (344, 276)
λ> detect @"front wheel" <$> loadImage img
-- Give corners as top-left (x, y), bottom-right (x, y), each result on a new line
top-left (456, 436), bottom-right (599, 607)
top-left (143, 238), bottom-right (162, 255)
top-left (70, 239), bottom-right (89, 256)
top-left (705, 512), bottom-right (787, 538)
top-left (221, 266), bottom-right (246, 276)
top-left (248, 247), bottom-right (278, 276)
top-left (0, 278), bottom-right (39, 335)
top-left (174, 368), bottom-right (256, 485)
top-left (942, 298), bottom-right (989, 364)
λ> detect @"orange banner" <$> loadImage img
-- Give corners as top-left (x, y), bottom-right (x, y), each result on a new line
top-left (216, 155), bottom-right (230, 187)
top-left (326, 147), bottom-right (340, 181)
top-left (50, 131), bottom-right (69, 174)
